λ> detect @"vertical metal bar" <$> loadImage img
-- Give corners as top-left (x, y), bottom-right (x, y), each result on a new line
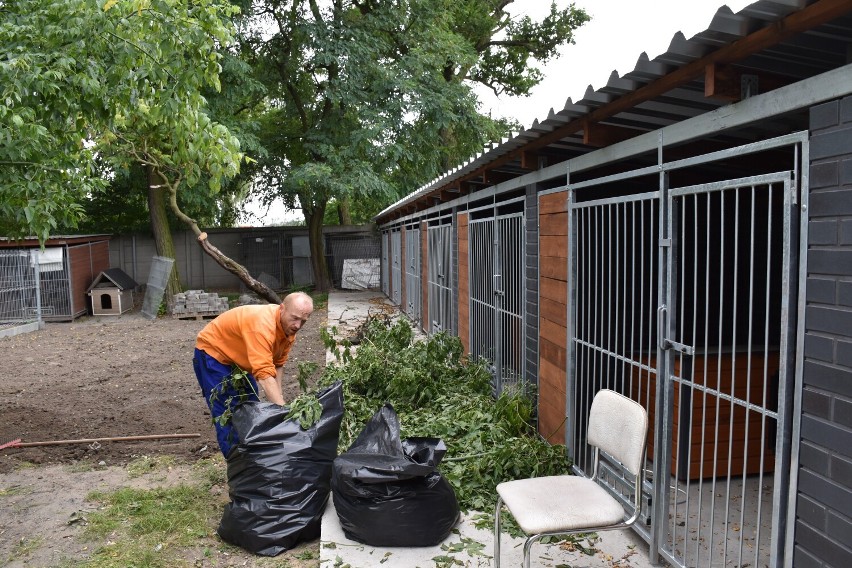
top-left (772, 174), bottom-right (796, 566)
top-left (684, 194), bottom-right (695, 563)
top-left (620, 202), bottom-right (628, 392)
top-left (666, 181), bottom-right (681, 563)
top-left (737, 184), bottom-right (758, 567)
top-left (566, 189), bottom-right (577, 457)
top-left (756, 186), bottom-right (775, 567)
top-left (652, 133), bottom-right (671, 564)
top-left (721, 187), bottom-right (742, 568)
top-left (606, 203), bottom-right (614, 390)
top-left (708, 189), bottom-right (726, 567)
top-left (784, 140), bottom-right (808, 568)
top-left (579, 206), bottom-right (588, 464)
top-left (628, 202), bottom-right (637, 400)
top-left (493, 217), bottom-right (502, 393)
top-left (638, 201), bottom-right (647, 411)
top-left (695, 192), bottom-right (713, 567)
top-left (682, 193), bottom-right (699, 563)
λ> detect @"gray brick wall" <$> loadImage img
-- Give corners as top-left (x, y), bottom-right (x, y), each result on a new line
top-left (525, 184), bottom-right (539, 389)
top-left (797, 95), bottom-right (852, 567)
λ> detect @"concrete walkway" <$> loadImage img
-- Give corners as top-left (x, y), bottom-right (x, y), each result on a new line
top-left (320, 290), bottom-right (656, 568)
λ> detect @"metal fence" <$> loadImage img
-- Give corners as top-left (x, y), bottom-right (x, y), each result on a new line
top-left (404, 225), bottom-right (421, 324)
top-left (566, 133), bottom-right (803, 567)
top-left (238, 229), bottom-right (381, 291)
top-left (427, 221), bottom-right (453, 334)
top-left (381, 232), bottom-right (389, 296)
top-left (390, 230), bottom-right (402, 305)
top-left (0, 250), bottom-right (43, 337)
top-left (325, 232), bottom-right (382, 289)
top-left (110, 227), bottom-right (380, 293)
top-left (468, 209), bottom-right (526, 394)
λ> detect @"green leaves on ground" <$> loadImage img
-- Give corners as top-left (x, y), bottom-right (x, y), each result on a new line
top-left (319, 317), bottom-right (572, 513)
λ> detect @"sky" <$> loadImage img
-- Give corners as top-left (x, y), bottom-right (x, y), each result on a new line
top-left (476, 0), bottom-right (752, 129)
top-left (240, 0), bottom-right (753, 226)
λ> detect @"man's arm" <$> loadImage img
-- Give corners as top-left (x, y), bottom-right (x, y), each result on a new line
top-left (257, 370), bottom-right (285, 405)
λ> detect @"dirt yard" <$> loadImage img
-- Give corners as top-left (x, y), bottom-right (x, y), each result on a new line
top-left (0, 297), bottom-right (330, 567)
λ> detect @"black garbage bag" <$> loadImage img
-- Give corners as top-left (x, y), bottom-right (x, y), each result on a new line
top-left (217, 381), bottom-right (344, 556)
top-left (331, 403), bottom-right (460, 547)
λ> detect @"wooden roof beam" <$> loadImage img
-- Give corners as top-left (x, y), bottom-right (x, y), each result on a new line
top-left (583, 120), bottom-right (643, 148)
top-left (520, 150), bottom-right (542, 170)
top-left (705, 62), bottom-right (795, 102)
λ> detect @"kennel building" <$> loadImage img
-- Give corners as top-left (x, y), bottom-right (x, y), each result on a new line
top-left (376, 2), bottom-right (852, 566)
top-left (0, 235), bottom-right (111, 325)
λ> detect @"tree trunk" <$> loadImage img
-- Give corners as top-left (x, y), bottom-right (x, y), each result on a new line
top-left (304, 200), bottom-right (331, 292)
top-left (146, 165), bottom-right (182, 311)
top-left (337, 198), bottom-right (352, 225)
top-left (156, 168), bottom-right (282, 305)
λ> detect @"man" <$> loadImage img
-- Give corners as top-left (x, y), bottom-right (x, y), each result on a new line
top-left (193, 291), bottom-right (314, 457)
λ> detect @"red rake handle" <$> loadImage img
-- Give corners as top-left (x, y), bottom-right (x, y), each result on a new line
top-left (0, 433), bottom-right (200, 449)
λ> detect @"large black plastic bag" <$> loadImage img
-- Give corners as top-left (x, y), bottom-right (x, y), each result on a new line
top-left (218, 381), bottom-right (344, 556)
top-left (331, 403), bottom-right (460, 546)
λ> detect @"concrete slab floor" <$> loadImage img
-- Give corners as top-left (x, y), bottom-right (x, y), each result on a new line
top-left (322, 290), bottom-right (656, 567)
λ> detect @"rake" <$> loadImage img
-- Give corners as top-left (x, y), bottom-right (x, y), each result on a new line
top-left (0, 433), bottom-right (201, 450)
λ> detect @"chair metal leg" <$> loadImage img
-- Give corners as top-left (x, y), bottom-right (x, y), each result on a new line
top-left (494, 496), bottom-right (503, 568)
top-left (523, 535), bottom-right (540, 568)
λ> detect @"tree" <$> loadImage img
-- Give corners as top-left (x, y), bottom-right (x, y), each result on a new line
top-left (241, 0), bottom-right (588, 291)
top-left (1, 0), bottom-right (281, 303)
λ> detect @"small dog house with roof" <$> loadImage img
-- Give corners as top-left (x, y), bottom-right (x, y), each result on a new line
top-left (87, 268), bottom-right (138, 316)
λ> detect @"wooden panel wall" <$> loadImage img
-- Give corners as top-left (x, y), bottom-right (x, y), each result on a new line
top-left (538, 192), bottom-right (568, 444)
top-left (70, 241), bottom-right (110, 317)
top-left (457, 213), bottom-right (470, 354)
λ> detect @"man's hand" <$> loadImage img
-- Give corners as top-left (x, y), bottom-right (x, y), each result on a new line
top-left (257, 376), bottom-right (285, 405)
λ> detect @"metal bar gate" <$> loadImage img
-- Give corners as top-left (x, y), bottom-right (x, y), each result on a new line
top-left (404, 226), bottom-right (421, 324)
top-left (390, 230), bottom-right (402, 306)
top-left (469, 211), bottom-right (526, 394)
top-left (427, 222), bottom-right (453, 334)
top-left (567, 135), bottom-right (803, 567)
top-left (381, 232), bottom-right (389, 297)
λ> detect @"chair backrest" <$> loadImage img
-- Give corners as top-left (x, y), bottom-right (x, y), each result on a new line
top-left (586, 389), bottom-right (648, 476)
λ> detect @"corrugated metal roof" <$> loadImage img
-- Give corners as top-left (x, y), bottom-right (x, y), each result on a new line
top-left (376, 0), bottom-right (852, 223)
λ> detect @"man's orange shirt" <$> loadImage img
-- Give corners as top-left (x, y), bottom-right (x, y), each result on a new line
top-left (196, 304), bottom-right (295, 381)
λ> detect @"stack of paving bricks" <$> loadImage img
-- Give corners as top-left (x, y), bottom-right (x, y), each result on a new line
top-left (172, 290), bottom-right (230, 319)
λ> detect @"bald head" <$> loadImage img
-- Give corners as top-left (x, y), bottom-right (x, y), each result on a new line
top-left (280, 292), bottom-right (314, 335)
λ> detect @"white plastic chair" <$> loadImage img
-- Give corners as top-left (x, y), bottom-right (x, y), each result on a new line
top-left (494, 389), bottom-right (648, 568)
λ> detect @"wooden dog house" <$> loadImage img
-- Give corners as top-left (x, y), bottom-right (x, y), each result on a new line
top-left (87, 268), bottom-right (138, 315)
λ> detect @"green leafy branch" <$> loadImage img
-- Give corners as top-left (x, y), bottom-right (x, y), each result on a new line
top-left (207, 365), bottom-right (257, 428)
top-left (284, 393), bottom-right (323, 430)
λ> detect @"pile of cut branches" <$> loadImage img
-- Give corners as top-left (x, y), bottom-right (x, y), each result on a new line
top-left (318, 316), bottom-right (571, 513)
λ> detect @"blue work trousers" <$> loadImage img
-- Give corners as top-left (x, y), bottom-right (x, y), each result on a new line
top-left (193, 348), bottom-right (260, 457)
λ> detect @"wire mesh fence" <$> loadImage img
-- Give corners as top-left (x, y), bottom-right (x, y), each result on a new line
top-left (238, 229), bottom-right (380, 292)
top-left (0, 250), bottom-right (41, 337)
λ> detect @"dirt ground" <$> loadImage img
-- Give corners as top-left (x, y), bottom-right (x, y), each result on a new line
top-left (0, 295), bottom-right (330, 567)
